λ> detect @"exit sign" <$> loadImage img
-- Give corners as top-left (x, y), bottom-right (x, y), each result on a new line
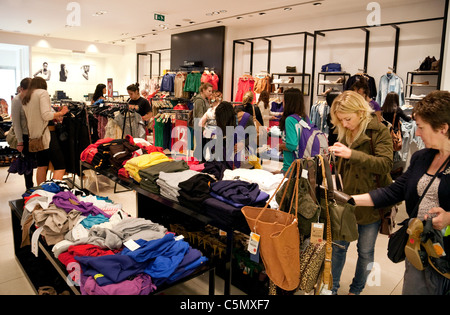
top-left (154, 13), bottom-right (165, 22)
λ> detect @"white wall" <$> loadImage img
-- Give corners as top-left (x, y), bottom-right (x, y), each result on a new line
top-left (222, 0), bottom-right (446, 104)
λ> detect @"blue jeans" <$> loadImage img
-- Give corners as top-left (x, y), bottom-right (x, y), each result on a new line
top-left (331, 220), bottom-right (381, 295)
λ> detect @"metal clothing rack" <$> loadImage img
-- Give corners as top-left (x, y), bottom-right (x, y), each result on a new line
top-left (231, 31), bottom-right (314, 100)
top-left (137, 48), bottom-right (171, 82)
top-left (310, 15), bottom-right (447, 107)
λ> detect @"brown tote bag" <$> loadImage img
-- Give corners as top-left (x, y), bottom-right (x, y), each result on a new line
top-left (241, 160), bottom-right (301, 291)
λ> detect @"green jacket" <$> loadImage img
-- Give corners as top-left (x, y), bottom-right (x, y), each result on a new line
top-left (338, 114), bottom-right (393, 225)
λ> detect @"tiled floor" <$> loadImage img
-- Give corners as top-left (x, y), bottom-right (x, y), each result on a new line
top-left (0, 159), bottom-right (406, 295)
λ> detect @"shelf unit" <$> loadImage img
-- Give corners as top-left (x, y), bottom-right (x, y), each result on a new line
top-left (271, 73), bottom-right (311, 96)
top-left (405, 70), bottom-right (439, 103)
top-left (316, 72), bottom-right (351, 96)
top-left (9, 197), bottom-right (215, 296)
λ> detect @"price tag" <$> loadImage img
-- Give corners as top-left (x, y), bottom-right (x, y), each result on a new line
top-left (247, 232), bottom-right (260, 255)
top-left (124, 239), bottom-right (141, 251)
top-left (310, 223), bottom-right (324, 244)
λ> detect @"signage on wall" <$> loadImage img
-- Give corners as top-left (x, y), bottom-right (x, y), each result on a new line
top-left (107, 78), bottom-right (113, 98)
top-left (154, 13), bottom-right (165, 22)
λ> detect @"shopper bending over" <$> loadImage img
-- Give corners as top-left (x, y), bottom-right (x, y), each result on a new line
top-left (22, 77), bottom-right (69, 185)
top-left (328, 90), bottom-right (393, 295)
top-left (351, 90), bottom-right (450, 295)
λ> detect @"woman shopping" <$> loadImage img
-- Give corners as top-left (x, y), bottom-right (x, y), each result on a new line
top-left (22, 77), bottom-right (69, 185)
top-left (278, 88), bottom-right (307, 174)
top-left (352, 90), bottom-right (450, 295)
top-left (328, 90), bottom-right (393, 295)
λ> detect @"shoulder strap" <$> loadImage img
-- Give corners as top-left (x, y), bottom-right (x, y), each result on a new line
top-left (239, 112), bottom-right (251, 128)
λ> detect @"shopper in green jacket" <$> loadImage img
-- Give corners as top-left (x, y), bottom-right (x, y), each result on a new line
top-left (278, 88), bottom-right (307, 174)
top-left (329, 90), bottom-right (393, 295)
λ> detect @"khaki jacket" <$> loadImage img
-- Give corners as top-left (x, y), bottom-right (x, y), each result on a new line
top-left (338, 114), bottom-right (393, 225)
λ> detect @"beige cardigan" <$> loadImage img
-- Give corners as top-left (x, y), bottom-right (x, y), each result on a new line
top-left (22, 89), bottom-right (54, 150)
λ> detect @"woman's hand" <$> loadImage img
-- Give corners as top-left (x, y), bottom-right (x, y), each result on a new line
top-left (425, 207), bottom-right (450, 231)
top-left (278, 143), bottom-right (287, 152)
top-left (329, 142), bottom-right (352, 159)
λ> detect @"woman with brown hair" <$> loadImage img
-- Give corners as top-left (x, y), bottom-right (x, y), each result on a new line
top-left (352, 90), bottom-right (450, 295)
top-left (22, 77), bottom-right (68, 185)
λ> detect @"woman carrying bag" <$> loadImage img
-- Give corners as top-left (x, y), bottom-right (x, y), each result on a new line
top-left (328, 91), bottom-right (393, 295)
top-left (352, 91), bottom-right (450, 295)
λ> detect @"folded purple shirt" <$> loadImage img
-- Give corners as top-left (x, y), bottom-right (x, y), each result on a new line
top-left (52, 191), bottom-right (111, 218)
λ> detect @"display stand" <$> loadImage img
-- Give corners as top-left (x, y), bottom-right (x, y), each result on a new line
top-left (9, 198), bottom-right (215, 296)
top-left (79, 160), bottom-right (257, 295)
top-left (405, 70), bottom-right (439, 102)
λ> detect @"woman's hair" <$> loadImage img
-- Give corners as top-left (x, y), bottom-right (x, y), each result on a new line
top-left (211, 90), bottom-right (223, 103)
top-left (351, 76), bottom-right (371, 98)
top-left (242, 91), bottom-right (254, 105)
top-left (127, 83), bottom-right (140, 93)
top-left (413, 90), bottom-right (450, 139)
top-left (330, 90), bottom-right (374, 144)
top-left (381, 92), bottom-right (399, 113)
top-left (20, 77), bottom-right (32, 90)
top-left (257, 90), bottom-right (270, 109)
top-left (199, 82), bottom-right (213, 94)
top-left (215, 101), bottom-right (236, 134)
top-left (279, 88), bottom-right (306, 132)
top-left (22, 77), bottom-right (47, 105)
top-left (93, 84), bottom-right (106, 102)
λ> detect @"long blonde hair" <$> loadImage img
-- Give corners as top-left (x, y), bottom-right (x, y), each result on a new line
top-left (330, 90), bottom-right (374, 145)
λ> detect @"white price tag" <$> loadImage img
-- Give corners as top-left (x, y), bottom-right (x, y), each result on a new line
top-left (247, 232), bottom-right (261, 255)
top-left (124, 239), bottom-right (141, 251)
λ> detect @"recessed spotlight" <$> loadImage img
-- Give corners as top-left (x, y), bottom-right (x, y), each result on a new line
top-left (189, 21), bottom-right (195, 24)
top-left (313, 2), bottom-right (322, 5)
top-left (259, 12), bottom-right (266, 15)
top-left (121, 33), bottom-right (129, 36)
top-left (93, 10), bottom-right (107, 16)
top-left (236, 16), bottom-right (243, 19)
top-left (217, 21), bottom-right (222, 24)
top-left (284, 7), bottom-right (292, 11)
top-left (176, 24), bottom-right (182, 27)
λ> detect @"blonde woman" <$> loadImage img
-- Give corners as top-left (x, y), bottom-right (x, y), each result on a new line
top-left (329, 90), bottom-right (393, 295)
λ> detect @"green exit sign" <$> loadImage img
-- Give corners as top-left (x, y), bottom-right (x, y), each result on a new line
top-left (154, 14), bottom-right (165, 22)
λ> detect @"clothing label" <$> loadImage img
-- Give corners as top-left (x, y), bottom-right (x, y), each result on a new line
top-left (310, 223), bottom-right (324, 244)
top-left (124, 239), bottom-right (141, 251)
top-left (301, 169), bottom-right (308, 179)
top-left (31, 226), bottom-right (44, 257)
top-left (247, 232), bottom-right (260, 255)
top-left (175, 235), bottom-right (184, 241)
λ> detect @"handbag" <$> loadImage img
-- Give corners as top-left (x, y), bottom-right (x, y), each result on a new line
top-left (390, 112), bottom-right (403, 152)
top-left (6, 126), bottom-right (18, 149)
top-left (323, 154), bottom-right (359, 242)
top-left (275, 159), bottom-right (321, 237)
top-left (387, 156), bottom-right (450, 263)
top-left (302, 154), bottom-right (332, 294)
top-left (241, 160), bottom-right (301, 291)
top-left (29, 127), bottom-right (47, 153)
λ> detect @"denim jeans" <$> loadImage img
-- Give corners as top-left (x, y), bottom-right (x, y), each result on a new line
top-left (331, 220), bottom-right (381, 295)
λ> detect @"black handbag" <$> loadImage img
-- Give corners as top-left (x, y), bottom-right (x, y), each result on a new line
top-left (387, 156), bottom-right (450, 263)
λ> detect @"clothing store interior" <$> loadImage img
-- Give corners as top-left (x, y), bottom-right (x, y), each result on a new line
top-left (0, 0), bottom-right (449, 298)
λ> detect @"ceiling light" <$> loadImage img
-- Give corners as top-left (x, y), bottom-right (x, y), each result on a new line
top-left (176, 24), bottom-right (182, 27)
top-left (313, 2), bottom-right (322, 5)
top-left (236, 16), bottom-right (243, 19)
top-left (93, 10), bottom-right (107, 16)
top-left (121, 33), bottom-right (129, 36)
top-left (259, 12), bottom-right (266, 15)
top-left (189, 21), bottom-right (195, 24)
top-left (284, 7), bottom-right (292, 11)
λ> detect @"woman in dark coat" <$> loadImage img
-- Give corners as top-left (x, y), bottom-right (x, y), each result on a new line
top-left (329, 90), bottom-right (393, 295)
top-left (352, 90), bottom-right (450, 295)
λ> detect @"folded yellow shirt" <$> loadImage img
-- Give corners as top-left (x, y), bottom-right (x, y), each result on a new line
top-left (124, 152), bottom-right (172, 182)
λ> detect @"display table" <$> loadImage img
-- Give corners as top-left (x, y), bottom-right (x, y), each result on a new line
top-left (9, 198), bottom-right (215, 295)
top-left (79, 161), bottom-right (262, 295)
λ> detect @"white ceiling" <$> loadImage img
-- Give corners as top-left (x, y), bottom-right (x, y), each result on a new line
top-left (0, 0), bottom-right (430, 45)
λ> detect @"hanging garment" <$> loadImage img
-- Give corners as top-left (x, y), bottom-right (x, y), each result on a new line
top-left (234, 75), bottom-right (255, 103)
top-left (377, 73), bottom-right (405, 107)
top-left (160, 73), bottom-right (176, 92)
top-left (344, 74), bottom-right (378, 99)
top-left (184, 72), bottom-right (202, 93)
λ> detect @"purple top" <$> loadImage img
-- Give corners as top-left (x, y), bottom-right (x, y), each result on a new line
top-left (52, 191), bottom-right (111, 218)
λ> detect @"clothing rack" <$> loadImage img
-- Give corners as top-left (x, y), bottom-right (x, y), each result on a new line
top-left (232, 32), bottom-right (314, 100)
top-left (310, 16), bottom-right (446, 108)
